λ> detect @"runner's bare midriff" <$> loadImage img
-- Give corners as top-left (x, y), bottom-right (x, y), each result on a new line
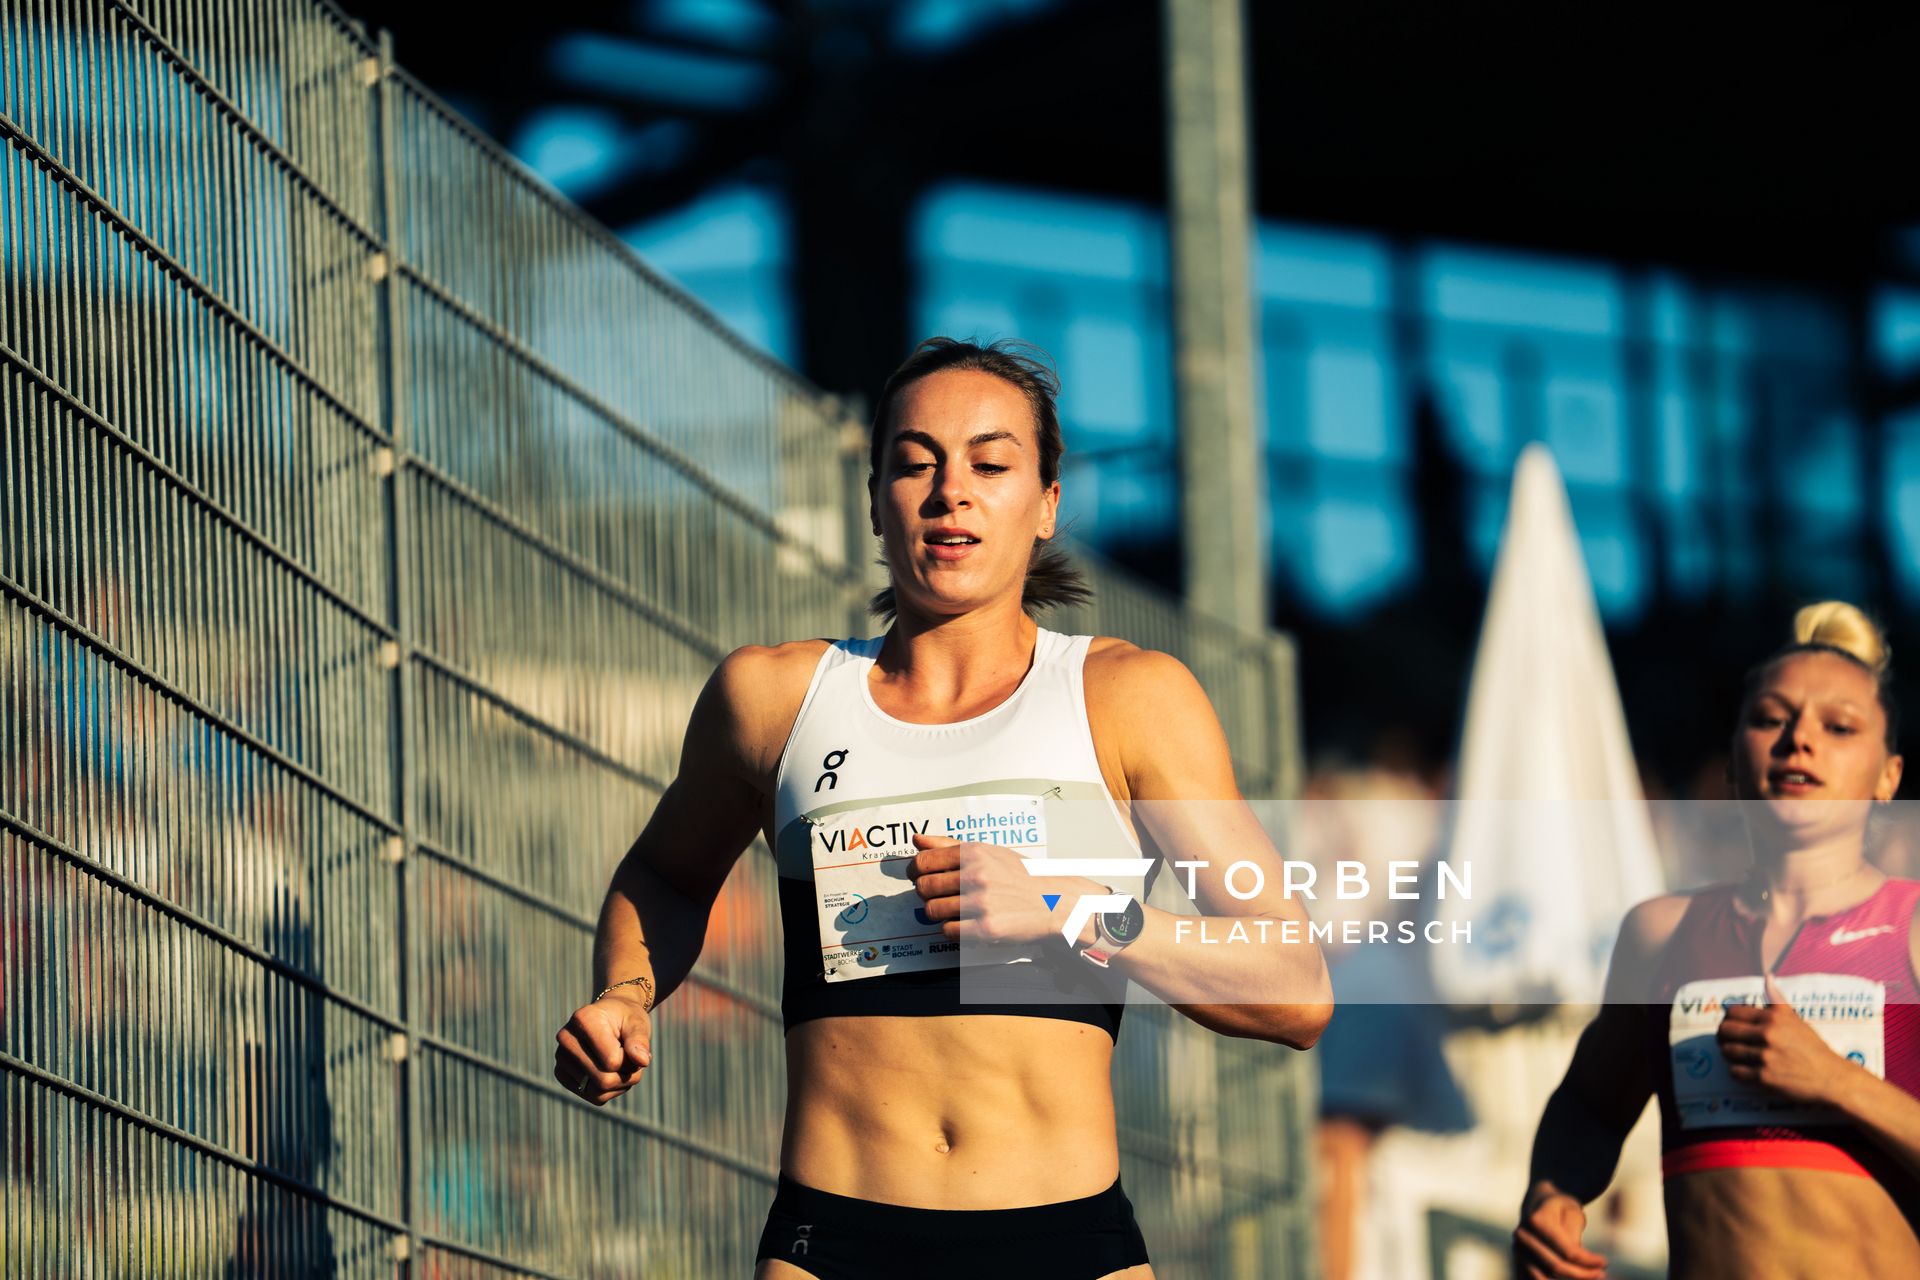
top-left (1664, 1166), bottom-right (1920, 1279)
top-left (781, 1014), bottom-right (1120, 1209)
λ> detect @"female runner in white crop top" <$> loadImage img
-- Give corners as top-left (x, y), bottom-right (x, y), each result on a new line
top-left (552, 338), bottom-right (1334, 1280)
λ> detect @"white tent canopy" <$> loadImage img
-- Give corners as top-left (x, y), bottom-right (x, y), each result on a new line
top-left (1432, 443), bottom-right (1669, 1006)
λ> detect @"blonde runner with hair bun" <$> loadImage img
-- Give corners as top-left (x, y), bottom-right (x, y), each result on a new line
top-left (1752, 599), bottom-right (1901, 750)
top-left (1517, 597), bottom-right (1920, 1280)
top-left (1793, 600), bottom-right (1891, 676)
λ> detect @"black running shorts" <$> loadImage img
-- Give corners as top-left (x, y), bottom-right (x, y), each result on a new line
top-left (755, 1173), bottom-right (1151, 1279)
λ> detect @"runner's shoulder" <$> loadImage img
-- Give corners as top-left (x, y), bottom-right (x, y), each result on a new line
top-left (715, 637), bottom-right (833, 683)
top-left (1084, 636), bottom-right (1201, 698)
top-left (1599, 891), bottom-right (1703, 1005)
top-left (1084, 637), bottom-right (1217, 731)
top-left (708, 640), bottom-right (836, 774)
top-left (1082, 638), bottom-right (1236, 799)
top-left (1615, 891), bottom-right (1697, 959)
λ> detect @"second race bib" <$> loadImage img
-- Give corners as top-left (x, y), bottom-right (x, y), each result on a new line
top-left (1668, 973), bottom-right (1885, 1129)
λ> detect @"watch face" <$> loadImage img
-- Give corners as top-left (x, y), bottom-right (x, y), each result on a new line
top-left (1101, 899), bottom-right (1146, 944)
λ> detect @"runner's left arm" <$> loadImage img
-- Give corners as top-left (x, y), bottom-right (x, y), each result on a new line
top-left (1821, 1067), bottom-right (1920, 1179)
top-left (1093, 648), bottom-right (1333, 1048)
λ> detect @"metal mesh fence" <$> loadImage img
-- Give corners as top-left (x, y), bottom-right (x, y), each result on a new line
top-left (1, 2), bottom-right (1312, 1274)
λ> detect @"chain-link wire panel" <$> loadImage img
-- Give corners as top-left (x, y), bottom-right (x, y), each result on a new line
top-left (374, 53), bottom-right (854, 1277)
top-left (2, 0), bottom-right (407, 1274)
top-left (1, 2), bottom-right (1311, 1274)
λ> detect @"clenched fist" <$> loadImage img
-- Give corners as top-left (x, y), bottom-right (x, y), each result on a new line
top-left (1716, 973), bottom-right (1854, 1106)
top-left (553, 989), bottom-right (653, 1106)
top-left (1512, 1184), bottom-right (1607, 1280)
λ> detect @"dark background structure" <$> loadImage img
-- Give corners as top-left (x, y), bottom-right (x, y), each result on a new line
top-left (342, 0), bottom-right (1920, 792)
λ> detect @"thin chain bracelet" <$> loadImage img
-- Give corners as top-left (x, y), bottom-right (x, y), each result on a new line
top-left (595, 974), bottom-right (654, 1011)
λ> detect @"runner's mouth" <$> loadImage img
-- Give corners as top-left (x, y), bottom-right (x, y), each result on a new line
top-left (924, 529), bottom-right (981, 560)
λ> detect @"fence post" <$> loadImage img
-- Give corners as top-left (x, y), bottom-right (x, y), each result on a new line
top-left (838, 396), bottom-right (880, 639)
top-left (1166, 0), bottom-right (1267, 635)
top-left (371, 27), bottom-right (421, 1271)
top-left (1267, 632), bottom-right (1303, 804)
top-left (1267, 628), bottom-right (1316, 1277)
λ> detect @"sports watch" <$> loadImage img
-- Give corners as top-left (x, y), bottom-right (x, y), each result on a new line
top-left (1081, 898), bottom-right (1146, 968)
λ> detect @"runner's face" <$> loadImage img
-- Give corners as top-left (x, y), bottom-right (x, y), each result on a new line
top-left (1731, 652), bottom-right (1902, 835)
top-left (872, 370), bottom-right (1060, 617)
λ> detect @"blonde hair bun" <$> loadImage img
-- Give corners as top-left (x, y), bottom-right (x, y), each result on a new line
top-left (1792, 600), bottom-right (1890, 676)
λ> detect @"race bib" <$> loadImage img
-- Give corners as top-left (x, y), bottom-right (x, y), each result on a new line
top-left (809, 793), bottom-right (1048, 982)
top-left (1668, 973), bottom-right (1885, 1129)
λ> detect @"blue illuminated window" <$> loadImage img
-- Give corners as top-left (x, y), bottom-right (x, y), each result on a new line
top-left (620, 186), bottom-right (795, 364)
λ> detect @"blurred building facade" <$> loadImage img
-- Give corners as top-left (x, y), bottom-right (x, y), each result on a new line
top-left (349, 0), bottom-right (1920, 792)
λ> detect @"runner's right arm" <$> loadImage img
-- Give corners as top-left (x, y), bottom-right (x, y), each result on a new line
top-left (1514, 894), bottom-right (1686, 1280)
top-left (552, 648), bottom-right (782, 1106)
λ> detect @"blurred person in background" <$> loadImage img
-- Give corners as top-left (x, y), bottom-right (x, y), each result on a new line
top-left (1516, 602), bottom-right (1920, 1279)
top-left (1300, 736), bottom-right (1472, 1280)
top-left (551, 338), bottom-right (1332, 1279)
